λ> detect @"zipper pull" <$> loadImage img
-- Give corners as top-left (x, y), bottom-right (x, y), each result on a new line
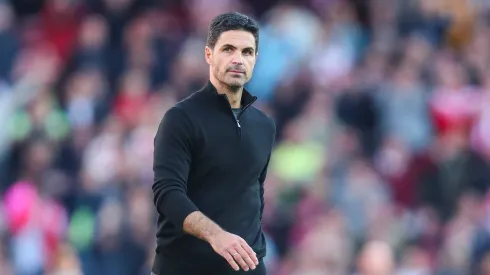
top-left (237, 119), bottom-right (242, 138)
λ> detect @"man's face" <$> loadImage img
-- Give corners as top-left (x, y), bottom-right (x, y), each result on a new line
top-left (205, 30), bottom-right (257, 90)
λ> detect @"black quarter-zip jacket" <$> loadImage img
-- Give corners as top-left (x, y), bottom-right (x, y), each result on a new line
top-left (152, 81), bottom-right (275, 272)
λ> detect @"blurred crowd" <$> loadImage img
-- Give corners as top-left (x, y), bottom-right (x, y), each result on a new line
top-left (1, 0), bottom-right (490, 274)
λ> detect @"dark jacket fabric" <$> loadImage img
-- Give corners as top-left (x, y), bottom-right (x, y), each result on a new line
top-left (152, 81), bottom-right (275, 274)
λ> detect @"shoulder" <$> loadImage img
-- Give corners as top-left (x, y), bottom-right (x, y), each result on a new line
top-left (155, 105), bottom-right (197, 144)
top-left (249, 106), bottom-right (276, 135)
top-left (158, 89), bottom-right (210, 135)
top-left (158, 104), bottom-right (195, 135)
top-left (163, 90), bottom-right (204, 120)
top-left (174, 91), bottom-right (202, 111)
top-left (161, 102), bottom-right (188, 120)
top-left (251, 106), bottom-right (275, 125)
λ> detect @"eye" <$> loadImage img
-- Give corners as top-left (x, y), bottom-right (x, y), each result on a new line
top-left (243, 49), bottom-right (253, 55)
top-left (224, 47), bottom-right (233, 52)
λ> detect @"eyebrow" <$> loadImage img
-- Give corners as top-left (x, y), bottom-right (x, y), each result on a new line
top-left (221, 44), bottom-right (255, 53)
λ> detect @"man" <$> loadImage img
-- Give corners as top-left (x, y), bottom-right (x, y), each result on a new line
top-left (151, 12), bottom-right (276, 275)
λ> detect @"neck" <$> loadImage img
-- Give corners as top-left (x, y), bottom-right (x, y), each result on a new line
top-left (210, 77), bottom-right (242, 108)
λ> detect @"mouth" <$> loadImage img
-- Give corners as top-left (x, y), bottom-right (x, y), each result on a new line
top-left (228, 70), bottom-right (245, 74)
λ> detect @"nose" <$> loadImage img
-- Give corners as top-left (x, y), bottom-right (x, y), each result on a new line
top-left (231, 52), bottom-right (244, 65)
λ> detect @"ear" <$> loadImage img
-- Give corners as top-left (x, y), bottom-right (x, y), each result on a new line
top-left (205, 46), bottom-right (212, 65)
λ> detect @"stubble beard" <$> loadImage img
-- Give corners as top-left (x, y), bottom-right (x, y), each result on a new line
top-left (217, 70), bottom-right (245, 93)
top-left (226, 80), bottom-right (243, 93)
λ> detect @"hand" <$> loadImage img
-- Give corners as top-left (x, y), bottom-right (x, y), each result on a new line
top-left (209, 230), bottom-right (259, 271)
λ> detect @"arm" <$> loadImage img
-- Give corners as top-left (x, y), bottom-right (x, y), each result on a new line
top-left (258, 153), bottom-right (271, 222)
top-left (185, 210), bottom-right (258, 271)
top-left (183, 211), bottom-right (225, 242)
top-left (152, 107), bottom-right (200, 231)
top-left (259, 117), bottom-right (276, 222)
top-left (152, 107), bottom-right (235, 244)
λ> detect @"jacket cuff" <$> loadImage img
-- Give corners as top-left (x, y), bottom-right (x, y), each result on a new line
top-left (160, 190), bottom-right (199, 231)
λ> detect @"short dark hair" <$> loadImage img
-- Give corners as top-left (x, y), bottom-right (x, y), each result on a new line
top-left (206, 12), bottom-right (259, 54)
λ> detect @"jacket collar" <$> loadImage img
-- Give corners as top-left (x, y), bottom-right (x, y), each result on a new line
top-left (202, 80), bottom-right (257, 107)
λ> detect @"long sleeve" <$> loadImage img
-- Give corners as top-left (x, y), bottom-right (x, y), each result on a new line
top-left (152, 107), bottom-right (199, 230)
top-left (258, 117), bottom-right (276, 222)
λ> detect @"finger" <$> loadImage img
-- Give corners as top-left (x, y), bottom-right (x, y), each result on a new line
top-left (236, 244), bottom-right (256, 270)
top-left (223, 251), bottom-right (240, 271)
top-left (229, 248), bottom-right (249, 271)
top-left (240, 239), bottom-right (259, 265)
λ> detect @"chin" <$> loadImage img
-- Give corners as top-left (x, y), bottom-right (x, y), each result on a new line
top-left (222, 80), bottom-right (242, 89)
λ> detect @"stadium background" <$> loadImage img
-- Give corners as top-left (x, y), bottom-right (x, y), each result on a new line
top-left (1, 0), bottom-right (490, 274)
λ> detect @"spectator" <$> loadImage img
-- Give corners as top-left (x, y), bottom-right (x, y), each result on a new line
top-left (0, 0), bottom-right (489, 274)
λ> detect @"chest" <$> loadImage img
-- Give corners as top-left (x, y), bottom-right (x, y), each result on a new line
top-left (193, 110), bottom-right (272, 172)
